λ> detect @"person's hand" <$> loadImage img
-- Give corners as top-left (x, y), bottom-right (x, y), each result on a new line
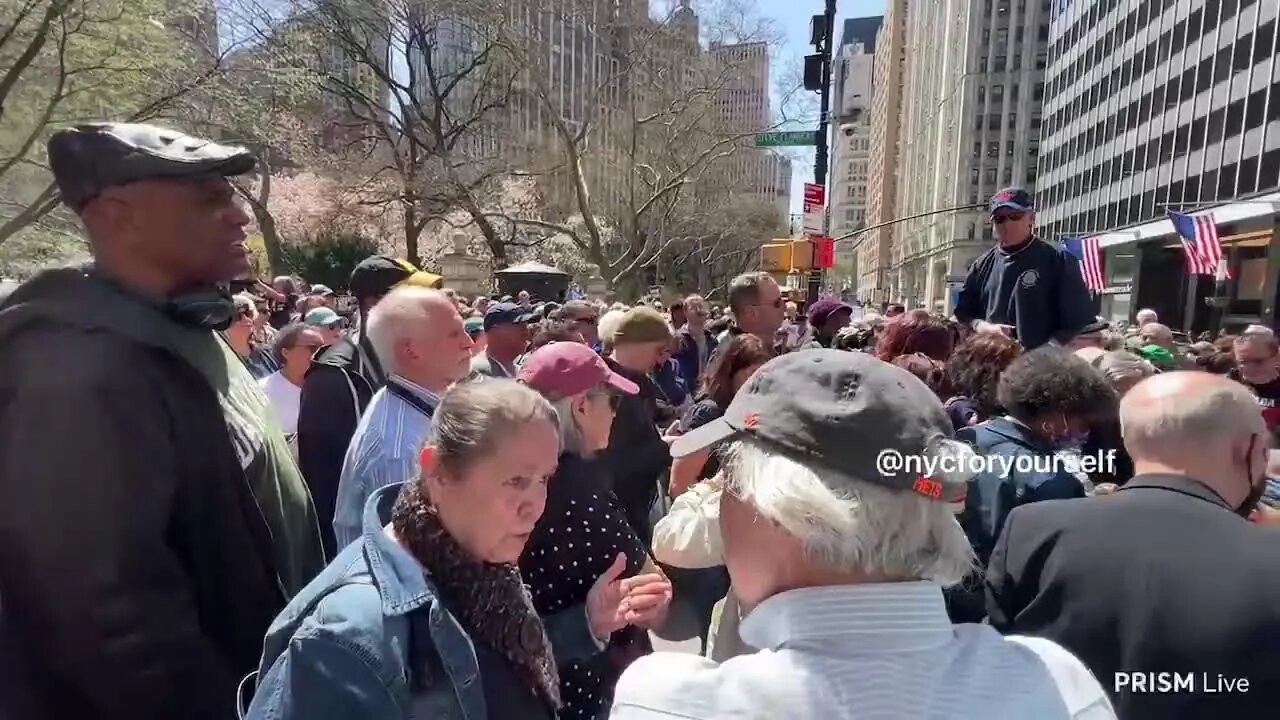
top-left (975, 320), bottom-right (1015, 336)
top-left (619, 568), bottom-right (673, 629)
top-left (585, 554), bottom-right (629, 640)
top-left (1249, 503), bottom-right (1280, 526)
top-left (661, 420), bottom-right (682, 445)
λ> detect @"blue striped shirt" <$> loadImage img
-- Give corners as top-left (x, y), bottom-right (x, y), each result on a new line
top-left (332, 376), bottom-right (440, 550)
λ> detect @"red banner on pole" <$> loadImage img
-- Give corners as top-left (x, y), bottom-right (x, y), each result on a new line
top-left (813, 236), bottom-right (835, 268)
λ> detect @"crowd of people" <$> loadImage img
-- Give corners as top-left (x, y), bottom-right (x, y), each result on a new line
top-left (6, 122), bottom-right (1280, 720)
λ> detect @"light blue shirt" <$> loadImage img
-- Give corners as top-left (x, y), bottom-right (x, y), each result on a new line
top-left (331, 376), bottom-right (439, 550)
top-left (611, 582), bottom-right (1116, 719)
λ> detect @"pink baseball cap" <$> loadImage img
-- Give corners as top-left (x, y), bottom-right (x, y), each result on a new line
top-left (518, 342), bottom-right (639, 401)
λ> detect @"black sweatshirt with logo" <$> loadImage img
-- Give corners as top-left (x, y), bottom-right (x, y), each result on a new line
top-left (954, 237), bottom-right (1096, 350)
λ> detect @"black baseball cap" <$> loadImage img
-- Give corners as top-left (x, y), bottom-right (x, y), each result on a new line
top-left (484, 302), bottom-right (538, 331)
top-left (990, 187), bottom-right (1034, 214)
top-left (348, 255), bottom-right (443, 301)
top-left (47, 122), bottom-right (257, 211)
top-left (670, 349), bottom-right (968, 502)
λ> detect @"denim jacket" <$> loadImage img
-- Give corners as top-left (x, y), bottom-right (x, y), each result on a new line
top-left (247, 483), bottom-right (603, 720)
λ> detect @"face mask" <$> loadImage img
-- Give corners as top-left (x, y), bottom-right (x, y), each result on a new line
top-left (1237, 434), bottom-right (1266, 518)
top-left (1045, 414), bottom-right (1089, 451)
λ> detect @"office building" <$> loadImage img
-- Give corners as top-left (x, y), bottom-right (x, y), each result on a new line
top-left (862, 0), bottom-right (907, 304)
top-left (891, 0), bottom-right (1052, 312)
top-left (711, 40), bottom-right (793, 222)
top-left (1038, 0), bottom-right (1280, 331)
top-left (829, 17), bottom-right (881, 287)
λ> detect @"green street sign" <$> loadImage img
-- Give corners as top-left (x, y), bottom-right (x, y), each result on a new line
top-left (754, 131), bottom-right (817, 147)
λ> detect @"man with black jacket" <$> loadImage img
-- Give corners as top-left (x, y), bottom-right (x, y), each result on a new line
top-left (0, 123), bottom-right (325, 719)
top-left (955, 188), bottom-right (1095, 349)
top-left (295, 254), bottom-right (441, 557)
top-left (986, 371), bottom-right (1280, 719)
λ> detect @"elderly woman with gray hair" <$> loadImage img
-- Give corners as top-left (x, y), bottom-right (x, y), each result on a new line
top-left (517, 341), bottom-right (673, 719)
top-left (611, 350), bottom-right (1115, 719)
top-left (247, 380), bottom-right (633, 719)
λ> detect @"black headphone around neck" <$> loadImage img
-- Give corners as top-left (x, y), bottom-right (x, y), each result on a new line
top-left (89, 267), bottom-right (237, 331)
top-left (166, 283), bottom-right (236, 331)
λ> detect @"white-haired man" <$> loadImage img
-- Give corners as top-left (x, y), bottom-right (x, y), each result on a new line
top-left (986, 372), bottom-right (1280, 719)
top-left (610, 350), bottom-right (1114, 719)
top-left (1134, 308), bottom-right (1158, 327)
top-left (330, 286), bottom-right (472, 547)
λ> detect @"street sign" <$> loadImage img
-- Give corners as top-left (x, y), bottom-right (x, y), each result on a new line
top-left (755, 131), bottom-right (818, 147)
top-left (803, 183), bottom-right (826, 235)
top-left (803, 183), bottom-right (825, 206)
top-left (813, 236), bottom-right (835, 269)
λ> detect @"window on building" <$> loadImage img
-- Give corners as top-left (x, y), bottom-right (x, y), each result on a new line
top-left (995, 55), bottom-right (1007, 70)
top-left (1033, 81), bottom-right (1044, 100)
top-left (991, 84), bottom-right (1004, 100)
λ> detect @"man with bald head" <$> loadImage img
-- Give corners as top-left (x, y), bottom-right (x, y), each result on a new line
top-left (330, 286), bottom-right (473, 547)
top-left (986, 371), bottom-right (1280, 719)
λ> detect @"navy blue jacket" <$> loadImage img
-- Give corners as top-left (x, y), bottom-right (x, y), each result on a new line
top-left (671, 328), bottom-right (718, 394)
top-left (955, 416), bottom-right (1087, 566)
top-left (954, 237), bottom-right (1095, 349)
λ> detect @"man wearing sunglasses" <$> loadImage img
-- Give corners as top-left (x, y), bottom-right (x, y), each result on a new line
top-left (954, 187), bottom-right (1095, 350)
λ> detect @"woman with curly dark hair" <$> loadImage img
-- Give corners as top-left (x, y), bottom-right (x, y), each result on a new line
top-left (874, 308), bottom-right (954, 362)
top-left (946, 348), bottom-right (1118, 623)
top-left (958, 347), bottom-right (1118, 565)
top-left (944, 332), bottom-right (1023, 429)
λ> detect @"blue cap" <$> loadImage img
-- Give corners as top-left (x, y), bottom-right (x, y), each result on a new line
top-left (990, 187), bottom-right (1034, 214)
top-left (303, 307), bottom-right (345, 328)
top-left (463, 317), bottom-right (485, 336)
top-left (484, 302), bottom-right (537, 331)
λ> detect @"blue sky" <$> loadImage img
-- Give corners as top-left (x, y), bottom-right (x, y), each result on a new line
top-left (757, 0), bottom-right (887, 215)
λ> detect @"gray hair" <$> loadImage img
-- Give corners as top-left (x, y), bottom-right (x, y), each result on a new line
top-left (1092, 350), bottom-right (1155, 388)
top-left (365, 286), bottom-right (453, 376)
top-left (543, 382), bottom-right (613, 457)
top-left (1121, 377), bottom-right (1261, 457)
top-left (233, 292), bottom-right (257, 320)
top-left (1100, 330), bottom-right (1125, 351)
top-left (1236, 330), bottom-right (1279, 353)
top-left (722, 442), bottom-right (974, 586)
top-left (431, 379), bottom-right (560, 477)
top-left (270, 322), bottom-right (313, 365)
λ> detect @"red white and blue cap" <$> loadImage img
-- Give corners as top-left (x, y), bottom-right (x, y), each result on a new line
top-left (990, 187), bottom-right (1034, 214)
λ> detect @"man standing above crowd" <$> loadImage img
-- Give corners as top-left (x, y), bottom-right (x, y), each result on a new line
top-left (470, 302), bottom-right (536, 378)
top-left (331, 286), bottom-right (473, 549)
top-left (0, 123), bottom-right (324, 719)
top-left (552, 299), bottom-right (602, 349)
top-left (295, 255), bottom-right (441, 557)
top-left (986, 371), bottom-right (1280, 719)
top-left (955, 188), bottom-right (1095, 349)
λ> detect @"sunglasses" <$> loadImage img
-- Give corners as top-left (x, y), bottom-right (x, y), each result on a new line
top-left (992, 212), bottom-right (1026, 225)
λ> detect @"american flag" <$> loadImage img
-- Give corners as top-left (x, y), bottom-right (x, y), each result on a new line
top-left (1168, 211), bottom-right (1230, 279)
top-left (1064, 236), bottom-right (1106, 292)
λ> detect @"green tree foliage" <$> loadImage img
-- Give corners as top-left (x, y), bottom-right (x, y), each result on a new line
top-left (0, 0), bottom-right (223, 249)
top-left (279, 231), bottom-right (380, 292)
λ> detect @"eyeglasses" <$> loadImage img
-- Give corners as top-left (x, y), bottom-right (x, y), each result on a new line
top-left (992, 212), bottom-right (1026, 225)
